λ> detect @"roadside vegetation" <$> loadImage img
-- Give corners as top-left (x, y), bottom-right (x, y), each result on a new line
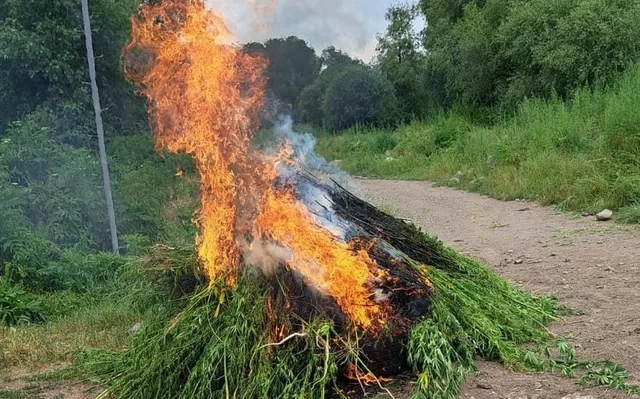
top-left (307, 0), bottom-right (640, 223)
top-left (315, 63), bottom-right (640, 221)
top-left (0, 0), bottom-right (199, 392)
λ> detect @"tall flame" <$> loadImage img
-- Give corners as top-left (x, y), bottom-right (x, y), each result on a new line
top-left (124, 0), bottom-right (386, 329)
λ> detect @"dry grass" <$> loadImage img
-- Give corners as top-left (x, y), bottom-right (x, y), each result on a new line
top-left (0, 302), bottom-right (139, 373)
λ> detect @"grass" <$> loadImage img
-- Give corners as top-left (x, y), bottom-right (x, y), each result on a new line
top-left (0, 300), bottom-right (141, 372)
top-left (0, 294), bottom-right (143, 399)
top-left (314, 64), bottom-right (640, 221)
top-left (0, 247), bottom-right (195, 395)
top-left (92, 236), bottom-right (640, 399)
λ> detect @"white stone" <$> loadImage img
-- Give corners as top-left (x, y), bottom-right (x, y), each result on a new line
top-left (596, 209), bottom-right (613, 221)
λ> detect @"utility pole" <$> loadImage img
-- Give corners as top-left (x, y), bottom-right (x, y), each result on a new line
top-left (81, 0), bottom-right (120, 255)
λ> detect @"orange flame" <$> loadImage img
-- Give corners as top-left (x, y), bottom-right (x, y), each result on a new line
top-left (257, 188), bottom-right (387, 329)
top-left (124, 0), bottom-right (385, 329)
top-left (345, 363), bottom-right (394, 386)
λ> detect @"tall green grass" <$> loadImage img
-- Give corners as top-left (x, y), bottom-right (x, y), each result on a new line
top-left (315, 65), bottom-right (640, 220)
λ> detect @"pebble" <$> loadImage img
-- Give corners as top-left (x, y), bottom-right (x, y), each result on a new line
top-left (129, 322), bottom-right (143, 334)
top-left (514, 259), bottom-right (524, 265)
top-left (561, 395), bottom-right (596, 399)
top-left (477, 383), bottom-right (493, 390)
top-left (596, 209), bottom-right (613, 221)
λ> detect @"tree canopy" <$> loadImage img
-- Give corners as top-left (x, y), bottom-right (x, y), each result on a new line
top-left (376, 4), bottom-right (430, 120)
top-left (322, 65), bottom-right (398, 131)
top-left (0, 0), bottom-right (142, 142)
top-left (419, 0), bottom-right (640, 109)
top-left (244, 36), bottom-right (320, 109)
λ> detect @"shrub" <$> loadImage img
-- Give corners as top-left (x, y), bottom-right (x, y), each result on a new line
top-left (421, 0), bottom-right (640, 109)
top-left (46, 250), bottom-right (129, 293)
top-left (394, 115), bottom-right (473, 158)
top-left (322, 65), bottom-right (399, 131)
top-left (0, 281), bottom-right (45, 326)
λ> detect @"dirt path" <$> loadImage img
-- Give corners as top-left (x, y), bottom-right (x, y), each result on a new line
top-left (358, 179), bottom-right (640, 399)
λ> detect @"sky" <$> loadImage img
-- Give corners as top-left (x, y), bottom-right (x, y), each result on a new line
top-left (209, 0), bottom-right (403, 63)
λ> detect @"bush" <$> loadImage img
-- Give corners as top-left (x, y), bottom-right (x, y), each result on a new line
top-left (0, 119), bottom-right (197, 290)
top-left (314, 63), bottom-right (640, 220)
top-left (322, 65), bottom-right (399, 131)
top-left (0, 281), bottom-right (45, 326)
top-left (421, 0), bottom-right (640, 109)
top-left (46, 250), bottom-right (129, 293)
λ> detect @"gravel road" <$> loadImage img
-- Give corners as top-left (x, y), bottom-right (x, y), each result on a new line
top-left (359, 179), bottom-right (640, 399)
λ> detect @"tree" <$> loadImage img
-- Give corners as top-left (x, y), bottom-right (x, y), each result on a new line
top-left (419, 0), bottom-right (640, 109)
top-left (321, 46), bottom-right (362, 70)
top-left (0, 0), bottom-right (140, 140)
top-left (296, 47), bottom-right (363, 125)
top-left (245, 36), bottom-right (320, 108)
top-left (496, 0), bottom-right (640, 105)
top-left (376, 3), bottom-right (430, 120)
top-left (322, 65), bottom-right (398, 131)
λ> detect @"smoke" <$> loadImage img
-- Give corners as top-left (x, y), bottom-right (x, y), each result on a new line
top-left (273, 116), bottom-right (346, 180)
top-left (211, 0), bottom-right (392, 61)
top-left (242, 239), bottom-right (292, 275)
top-left (242, 116), bottom-right (358, 275)
top-left (270, 116), bottom-right (361, 239)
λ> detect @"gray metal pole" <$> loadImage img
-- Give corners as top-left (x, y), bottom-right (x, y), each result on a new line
top-left (81, 0), bottom-right (120, 255)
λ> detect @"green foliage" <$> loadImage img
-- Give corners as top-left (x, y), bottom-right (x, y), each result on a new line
top-left (315, 64), bottom-right (640, 220)
top-left (0, 0), bottom-right (142, 136)
top-left (104, 279), bottom-right (338, 399)
top-left (296, 46), bottom-right (363, 126)
top-left (244, 37), bottom-right (320, 108)
top-left (46, 251), bottom-right (128, 293)
top-left (322, 65), bottom-right (399, 131)
top-left (0, 281), bottom-right (45, 326)
top-left (109, 134), bottom-right (198, 246)
top-left (0, 124), bottom-right (197, 290)
top-left (394, 115), bottom-right (472, 158)
top-left (408, 257), bottom-right (557, 398)
top-left (0, 0), bottom-right (142, 140)
top-left (376, 4), bottom-right (431, 121)
top-left (419, 0), bottom-right (640, 109)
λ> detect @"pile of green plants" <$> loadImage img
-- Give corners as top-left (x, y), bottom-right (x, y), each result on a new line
top-left (97, 223), bottom-right (640, 399)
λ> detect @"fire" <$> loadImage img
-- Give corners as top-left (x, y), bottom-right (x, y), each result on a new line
top-left (345, 363), bottom-right (394, 386)
top-left (124, 0), bottom-right (386, 329)
top-left (257, 188), bottom-right (387, 328)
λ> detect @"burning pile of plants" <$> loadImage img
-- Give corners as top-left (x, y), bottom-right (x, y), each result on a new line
top-left (99, 1), bottom-right (638, 398)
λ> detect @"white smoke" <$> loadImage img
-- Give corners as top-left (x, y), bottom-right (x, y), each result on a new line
top-left (270, 116), bottom-right (358, 239)
top-left (242, 239), bottom-right (292, 275)
top-left (273, 116), bottom-right (347, 181)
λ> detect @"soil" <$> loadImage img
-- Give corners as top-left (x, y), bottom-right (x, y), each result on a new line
top-left (358, 179), bottom-right (640, 399)
top-left (0, 364), bottom-right (98, 399)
